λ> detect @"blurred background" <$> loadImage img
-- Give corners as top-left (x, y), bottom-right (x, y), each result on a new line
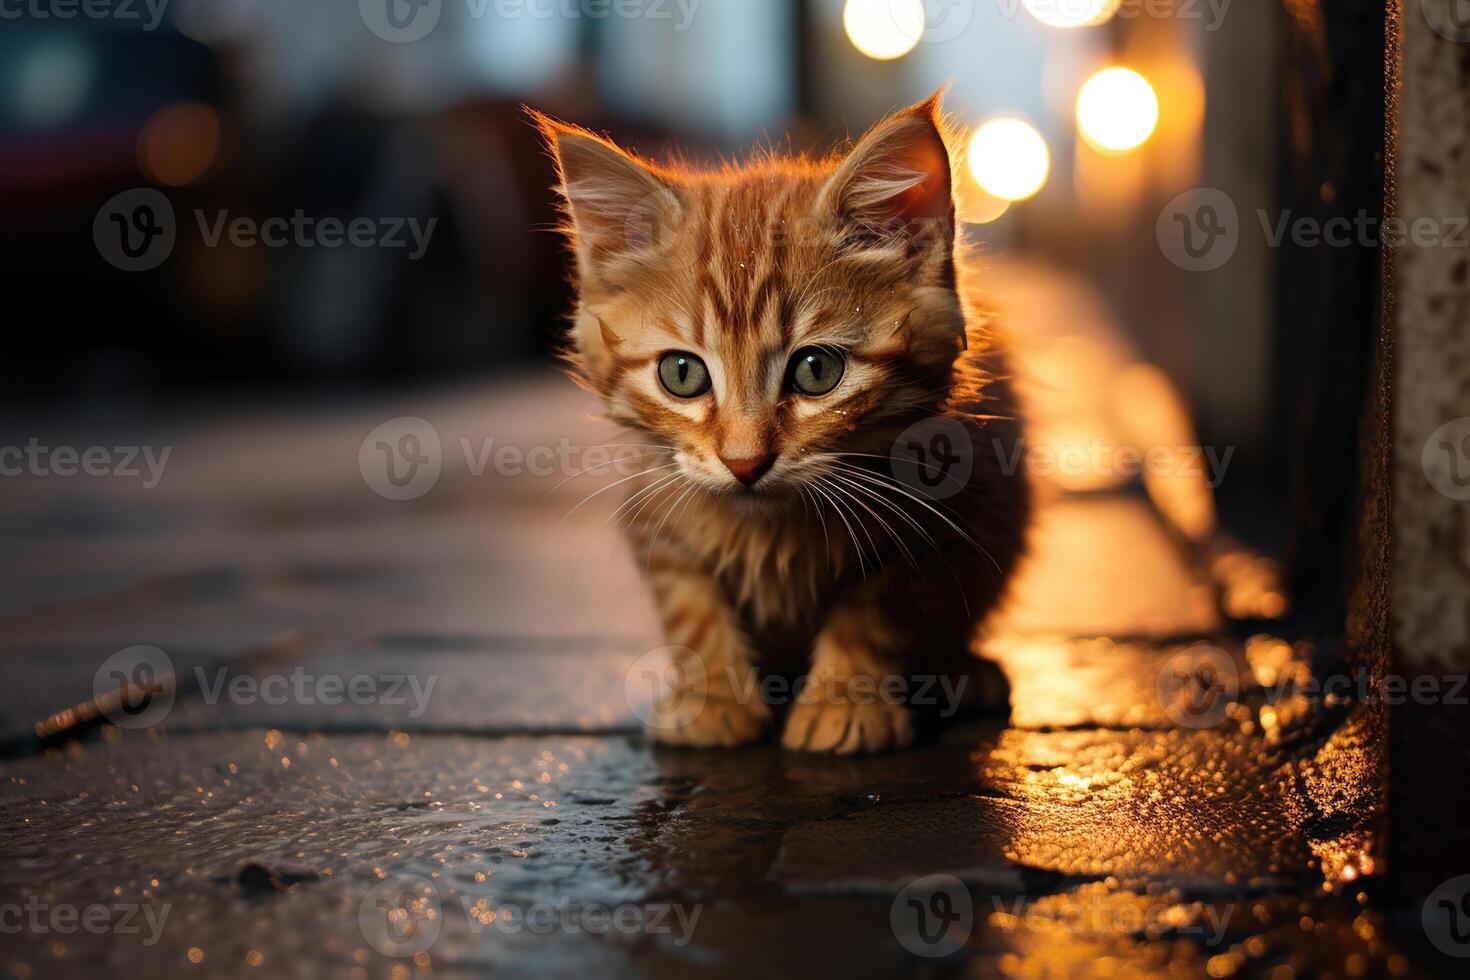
top-left (2, 0), bottom-right (1302, 543)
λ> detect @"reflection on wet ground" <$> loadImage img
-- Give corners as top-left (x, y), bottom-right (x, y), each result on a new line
top-left (0, 287), bottom-right (1412, 976)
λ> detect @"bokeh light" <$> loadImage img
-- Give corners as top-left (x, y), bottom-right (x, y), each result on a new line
top-left (1021, 0), bottom-right (1122, 28)
top-left (843, 0), bottom-right (924, 61)
top-left (957, 180), bottom-right (1011, 225)
top-left (1076, 67), bottom-right (1159, 153)
top-left (967, 119), bottom-right (1050, 202)
top-left (14, 40), bottom-right (93, 126)
top-left (138, 103), bottom-right (223, 187)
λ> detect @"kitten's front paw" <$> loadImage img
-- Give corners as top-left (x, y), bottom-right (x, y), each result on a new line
top-left (781, 698), bottom-right (914, 755)
top-left (647, 691), bottom-right (770, 748)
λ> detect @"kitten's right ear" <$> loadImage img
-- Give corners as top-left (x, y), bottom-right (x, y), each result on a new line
top-left (529, 109), bottom-right (682, 281)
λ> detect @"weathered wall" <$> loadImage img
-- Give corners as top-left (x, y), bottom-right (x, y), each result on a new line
top-left (1394, 3), bottom-right (1470, 671)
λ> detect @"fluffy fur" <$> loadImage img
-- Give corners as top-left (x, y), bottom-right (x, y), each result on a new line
top-left (535, 93), bottom-right (1030, 753)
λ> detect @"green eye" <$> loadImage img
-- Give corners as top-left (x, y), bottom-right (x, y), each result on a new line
top-left (788, 347), bottom-right (845, 396)
top-left (657, 352), bottom-right (711, 398)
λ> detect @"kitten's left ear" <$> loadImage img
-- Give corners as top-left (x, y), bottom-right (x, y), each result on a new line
top-left (528, 108), bottom-right (683, 284)
top-left (819, 90), bottom-right (955, 253)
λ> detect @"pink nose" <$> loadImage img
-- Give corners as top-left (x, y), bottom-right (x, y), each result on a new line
top-left (718, 453), bottom-right (774, 487)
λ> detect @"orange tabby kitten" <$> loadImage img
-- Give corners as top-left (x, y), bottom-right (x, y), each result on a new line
top-left (535, 93), bottom-right (1029, 754)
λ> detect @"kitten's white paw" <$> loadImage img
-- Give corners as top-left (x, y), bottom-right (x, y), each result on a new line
top-left (647, 692), bottom-right (769, 748)
top-left (781, 698), bottom-right (914, 755)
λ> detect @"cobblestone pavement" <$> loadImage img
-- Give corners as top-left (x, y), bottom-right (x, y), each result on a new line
top-left (0, 373), bottom-right (1425, 979)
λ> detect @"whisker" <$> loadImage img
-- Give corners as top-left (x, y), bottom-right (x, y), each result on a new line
top-left (824, 473), bottom-right (919, 573)
top-left (554, 462), bottom-right (680, 525)
top-left (808, 478), bottom-right (869, 580)
top-left (802, 485), bottom-right (832, 568)
top-left (608, 471), bottom-right (684, 528)
top-left (828, 472), bottom-right (934, 557)
top-left (826, 461), bottom-right (1005, 583)
top-left (644, 479), bottom-right (700, 570)
top-left (826, 470), bottom-right (974, 614)
top-left (540, 447), bottom-right (675, 502)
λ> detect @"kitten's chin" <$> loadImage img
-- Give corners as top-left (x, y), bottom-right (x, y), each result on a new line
top-left (709, 482), bottom-right (800, 516)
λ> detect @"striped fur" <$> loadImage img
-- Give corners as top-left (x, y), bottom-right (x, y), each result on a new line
top-left (535, 93), bottom-right (1030, 753)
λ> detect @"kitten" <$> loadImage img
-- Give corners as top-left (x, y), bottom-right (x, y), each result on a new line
top-left (535, 92), bottom-right (1030, 754)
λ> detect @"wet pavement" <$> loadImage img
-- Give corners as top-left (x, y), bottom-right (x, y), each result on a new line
top-left (0, 371), bottom-right (1434, 979)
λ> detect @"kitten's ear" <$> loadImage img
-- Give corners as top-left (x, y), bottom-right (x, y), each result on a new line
top-left (819, 91), bottom-right (954, 253)
top-left (530, 110), bottom-right (683, 281)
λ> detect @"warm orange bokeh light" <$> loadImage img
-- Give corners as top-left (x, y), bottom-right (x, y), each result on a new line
top-left (842, 0), bottom-right (923, 60)
top-left (967, 119), bottom-right (1050, 202)
top-left (1022, 0), bottom-right (1122, 28)
top-left (138, 102), bottom-right (222, 187)
top-left (1076, 67), bottom-right (1159, 154)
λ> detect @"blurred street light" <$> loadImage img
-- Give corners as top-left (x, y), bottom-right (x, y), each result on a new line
top-left (1076, 67), bottom-right (1159, 153)
top-left (968, 118), bottom-right (1050, 202)
top-left (1021, 0), bottom-right (1122, 28)
top-left (843, 0), bottom-right (924, 60)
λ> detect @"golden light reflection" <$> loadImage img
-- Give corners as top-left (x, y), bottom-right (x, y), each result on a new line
top-left (1207, 541), bottom-right (1290, 620)
top-left (138, 102), bottom-right (222, 187)
top-left (1022, 0), bottom-right (1122, 28)
top-left (1076, 67), bottom-right (1159, 154)
top-left (842, 0), bottom-right (923, 61)
top-left (968, 118), bottom-right (1049, 202)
